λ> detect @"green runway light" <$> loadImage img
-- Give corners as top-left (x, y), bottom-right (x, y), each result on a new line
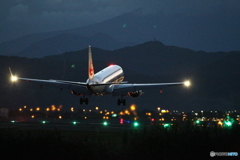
top-left (112, 114), bottom-right (117, 117)
top-left (103, 121), bottom-right (108, 126)
top-left (73, 121), bottom-right (77, 125)
top-left (224, 121), bottom-right (232, 127)
top-left (163, 123), bottom-right (170, 128)
top-left (196, 120), bottom-right (200, 124)
top-left (42, 121), bottom-right (46, 124)
top-left (133, 121), bottom-right (139, 127)
top-left (11, 120), bottom-right (15, 123)
top-left (71, 64), bottom-right (75, 68)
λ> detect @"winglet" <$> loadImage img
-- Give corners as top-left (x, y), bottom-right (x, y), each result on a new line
top-left (88, 46), bottom-right (94, 80)
top-left (9, 67), bottom-right (13, 77)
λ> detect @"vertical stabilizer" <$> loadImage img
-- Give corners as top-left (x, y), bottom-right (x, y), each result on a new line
top-left (88, 46), bottom-right (94, 80)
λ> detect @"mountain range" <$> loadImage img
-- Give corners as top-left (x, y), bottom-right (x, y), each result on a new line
top-left (1, 41), bottom-right (239, 112)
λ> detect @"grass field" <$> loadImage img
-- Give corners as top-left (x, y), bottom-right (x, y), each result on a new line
top-left (0, 125), bottom-right (239, 159)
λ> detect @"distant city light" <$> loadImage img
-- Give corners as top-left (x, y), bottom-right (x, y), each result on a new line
top-left (130, 105), bottom-right (136, 111)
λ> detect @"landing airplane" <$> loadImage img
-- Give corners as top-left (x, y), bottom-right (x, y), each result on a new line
top-left (10, 46), bottom-right (190, 105)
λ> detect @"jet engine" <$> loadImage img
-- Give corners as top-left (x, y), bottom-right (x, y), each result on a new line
top-left (128, 90), bottom-right (144, 97)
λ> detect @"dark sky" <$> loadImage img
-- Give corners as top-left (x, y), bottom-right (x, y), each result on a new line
top-left (1, 0), bottom-right (240, 45)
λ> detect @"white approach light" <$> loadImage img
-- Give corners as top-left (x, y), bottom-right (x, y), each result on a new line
top-left (184, 81), bottom-right (190, 87)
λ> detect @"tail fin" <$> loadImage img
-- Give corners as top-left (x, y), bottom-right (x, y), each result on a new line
top-left (88, 46), bottom-right (94, 80)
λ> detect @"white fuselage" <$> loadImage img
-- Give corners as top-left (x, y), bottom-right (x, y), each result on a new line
top-left (86, 65), bottom-right (124, 94)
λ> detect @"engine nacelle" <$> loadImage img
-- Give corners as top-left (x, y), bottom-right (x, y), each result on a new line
top-left (128, 90), bottom-right (144, 97)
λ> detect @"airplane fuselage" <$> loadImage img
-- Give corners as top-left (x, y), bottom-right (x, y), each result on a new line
top-left (86, 65), bottom-right (124, 94)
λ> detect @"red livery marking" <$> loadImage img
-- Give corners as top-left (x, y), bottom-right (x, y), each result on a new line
top-left (89, 68), bottom-right (93, 75)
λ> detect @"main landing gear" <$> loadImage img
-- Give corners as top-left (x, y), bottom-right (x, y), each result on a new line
top-left (80, 96), bottom-right (89, 105)
top-left (117, 96), bottom-right (126, 106)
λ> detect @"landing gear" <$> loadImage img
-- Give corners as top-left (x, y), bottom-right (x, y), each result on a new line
top-left (117, 96), bottom-right (126, 106)
top-left (80, 96), bottom-right (89, 105)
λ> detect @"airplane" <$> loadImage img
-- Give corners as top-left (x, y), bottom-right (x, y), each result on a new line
top-left (9, 46), bottom-right (190, 105)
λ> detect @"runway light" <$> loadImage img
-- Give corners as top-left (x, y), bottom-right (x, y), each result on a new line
top-left (103, 121), bottom-right (108, 126)
top-left (112, 114), bottom-right (117, 117)
top-left (73, 121), bottom-right (77, 125)
top-left (163, 123), bottom-right (170, 128)
top-left (42, 121), bottom-right (46, 124)
top-left (184, 81), bottom-right (191, 87)
top-left (133, 121), bottom-right (139, 127)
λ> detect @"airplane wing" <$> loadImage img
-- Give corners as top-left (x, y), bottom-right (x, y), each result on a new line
top-left (110, 81), bottom-right (190, 96)
top-left (10, 74), bottom-right (92, 95)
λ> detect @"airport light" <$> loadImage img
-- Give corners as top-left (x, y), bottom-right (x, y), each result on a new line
top-left (42, 121), bottom-right (46, 124)
top-left (196, 120), bottom-right (200, 124)
top-left (163, 123), bottom-right (170, 128)
top-left (103, 121), bottom-right (108, 126)
top-left (11, 120), bottom-right (15, 123)
top-left (133, 121), bottom-right (139, 127)
top-left (73, 121), bottom-right (77, 125)
top-left (224, 121), bottom-right (232, 127)
top-left (120, 118), bottom-right (124, 124)
top-left (130, 105), bottom-right (136, 111)
top-left (112, 114), bottom-right (117, 117)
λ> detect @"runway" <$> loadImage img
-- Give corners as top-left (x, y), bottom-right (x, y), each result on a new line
top-left (0, 120), bottom-right (142, 132)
